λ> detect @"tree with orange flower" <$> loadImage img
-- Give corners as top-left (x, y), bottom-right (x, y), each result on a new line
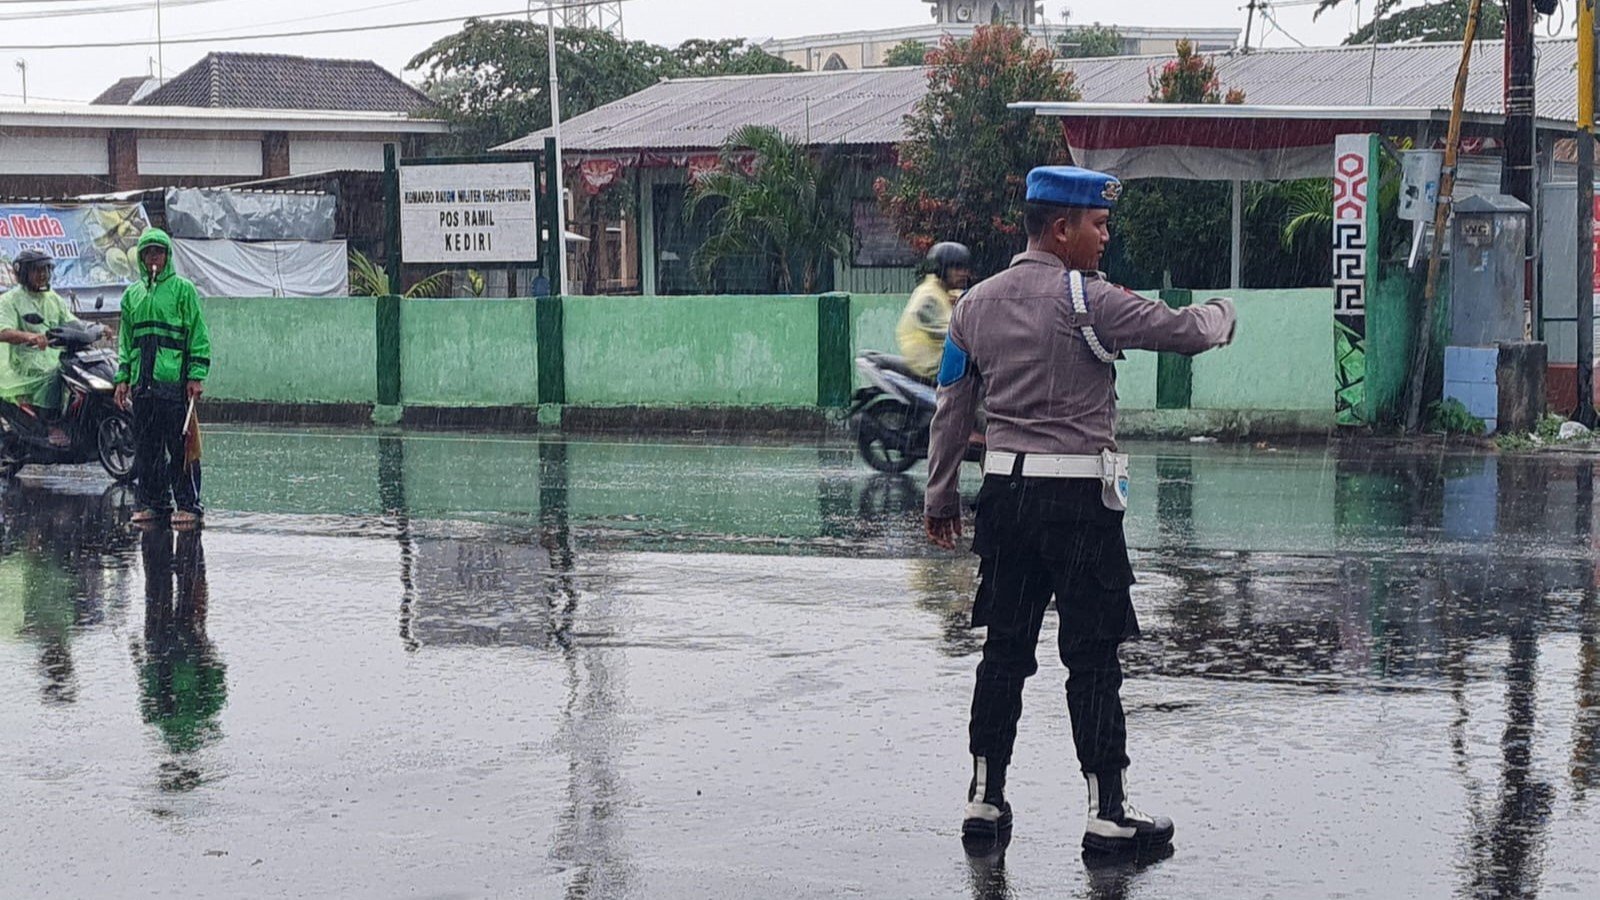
top-left (875, 25), bottom-right (1078, 278)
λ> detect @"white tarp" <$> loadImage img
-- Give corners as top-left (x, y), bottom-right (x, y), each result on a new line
top-left (172, 239), bottom-right (348, 298)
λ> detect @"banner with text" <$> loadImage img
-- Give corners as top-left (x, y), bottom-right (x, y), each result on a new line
top-left (0, 203), bottom-right (151, 292)
top-left (399, 162), bottom-right (541, 265)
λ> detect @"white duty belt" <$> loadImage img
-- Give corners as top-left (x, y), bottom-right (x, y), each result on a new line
top-left (983, 450), bottom-right (1132, 512)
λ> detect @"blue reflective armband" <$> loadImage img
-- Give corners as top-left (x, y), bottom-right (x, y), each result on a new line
top-left (937, 336), bottom-right (969, 387)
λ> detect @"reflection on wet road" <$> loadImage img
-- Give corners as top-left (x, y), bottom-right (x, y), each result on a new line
top-left (2, 432), bottom-right (1598, 898)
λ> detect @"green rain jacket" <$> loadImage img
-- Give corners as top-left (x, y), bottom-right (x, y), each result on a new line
top-left (116, 229), bottom-right (211, 394)
top-left (0, 285), bottom-right (77, 404)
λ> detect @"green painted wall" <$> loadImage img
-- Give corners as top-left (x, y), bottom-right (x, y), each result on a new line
top-left (198, 288), bottom-right (1335, 417)
top-left (851, 294), bottom-right (906, 388)
top-left (1191, 289), bottom-right (1334, 412)
top-left (400, 299), bottom-right (541, 408)
top-left (205, 297), bottom-right (378, 404)
top-left (1117, 351), bottom-right (1159, 411)
top-left (563, 295), bottom-right (820, 406)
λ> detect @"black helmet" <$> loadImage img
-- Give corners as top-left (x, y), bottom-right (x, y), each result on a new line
top-left (925, 242), bottom-right (971, 282)
top-left (12, 248), bottom-right (54, 287)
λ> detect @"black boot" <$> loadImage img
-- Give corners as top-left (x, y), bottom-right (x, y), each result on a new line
top-left (962, 756), bottom-right (1013, 842)
top-left (1082, 769), bottom-right (1174, 855)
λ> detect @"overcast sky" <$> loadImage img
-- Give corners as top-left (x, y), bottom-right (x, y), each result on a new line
top-left (0, 0), bottom-right (1567, 104)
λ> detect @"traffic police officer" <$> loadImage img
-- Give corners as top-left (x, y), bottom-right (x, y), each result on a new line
top-left (925, 166), bottom-right (1237, 855)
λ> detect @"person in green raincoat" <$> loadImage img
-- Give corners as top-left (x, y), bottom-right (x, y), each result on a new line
top-left (113, 229), bottom-right (210, 528)
top-left (0, 250), bottom-right (81, 434)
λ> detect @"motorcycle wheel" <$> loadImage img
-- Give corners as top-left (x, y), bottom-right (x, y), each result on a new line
top-left (98, 411), bottom-right (136, 482)
top-left (856, 401), bottom-right (919, 474)
top-left (0, 429), bottom-right (23, 479)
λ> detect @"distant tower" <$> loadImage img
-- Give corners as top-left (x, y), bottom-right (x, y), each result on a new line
top-left (539, 0), bottom-right (625, 37)
top-left (925, 0), bottom-right (1040, 27)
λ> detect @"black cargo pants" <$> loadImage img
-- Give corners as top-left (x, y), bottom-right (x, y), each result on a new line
top-left (133, 389), bottom-right (199, 514)
top-left (966, 459), bottom-right (1139, 778)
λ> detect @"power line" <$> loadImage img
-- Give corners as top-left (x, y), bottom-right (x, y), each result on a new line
top-left (0, 2), bottom-right (615, 51)
top-left (1260, 4), bottom-right (1311, 47)
top-left (176, 0), bottom-right (433, 40)
top-left (0, 0), bottom-right (223, 21)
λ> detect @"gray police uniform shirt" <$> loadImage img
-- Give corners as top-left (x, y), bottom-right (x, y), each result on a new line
top-left (925, 250), bottom-right (1237, 520)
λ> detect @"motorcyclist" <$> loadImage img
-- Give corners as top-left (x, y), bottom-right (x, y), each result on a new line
top-left (896, 242), bottom-right (973, 383)
top-left (0, 250), bottom-right (81, 444)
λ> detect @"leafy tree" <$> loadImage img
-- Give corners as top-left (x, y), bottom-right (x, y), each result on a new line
top-left (876, 25), bottom-right (1080, 277)
top-left (408, 21), bottom-right (668, 151)
top-left (686, 125), bottom-right (852, 294)
top-left (409, 24), bottom-right (798, 152)
top-left (1147, 38), bottom-right (1246, 104)
top-left (1316, 0), bottom-right (1505, 45)
top-left (882, 39), bottom-right (932, 68)
top-left (670, 38), bottom-right (800, 77)
top-left (1057, 25), bottom-right (1123, 59)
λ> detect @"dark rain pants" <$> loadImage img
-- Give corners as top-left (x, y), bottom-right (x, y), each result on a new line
top-left (966, 458), bottom-right (1139, 779)
top-left (133, 391), bottom-right (198, 514)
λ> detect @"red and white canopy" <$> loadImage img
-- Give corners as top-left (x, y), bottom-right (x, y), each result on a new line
top-left (1009, 103), bottom-right (1553, 182)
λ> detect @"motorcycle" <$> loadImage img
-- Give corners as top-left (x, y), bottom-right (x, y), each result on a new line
top-left (848, 351), bottom-right (983, 474)
top-left (0, 313), bottom-right (135, 482)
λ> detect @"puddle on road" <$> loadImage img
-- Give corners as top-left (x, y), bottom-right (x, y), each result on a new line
top-left (2, 436), bottom-right (1597, 897)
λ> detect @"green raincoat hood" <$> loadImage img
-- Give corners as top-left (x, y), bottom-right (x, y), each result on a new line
top-left (136, 228), bottom-right (175, 284)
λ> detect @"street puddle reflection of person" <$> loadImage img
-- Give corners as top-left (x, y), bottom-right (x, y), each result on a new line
top-left (133, 528), bottom-right (225, 793)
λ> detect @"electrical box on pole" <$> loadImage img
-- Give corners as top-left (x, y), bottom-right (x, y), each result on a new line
top-left (1451, 194), bottom-right (1531, 346)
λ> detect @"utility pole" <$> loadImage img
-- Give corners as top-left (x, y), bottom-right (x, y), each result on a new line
top-left (1505, 0), bottom-right (1536, 338)
top-left (1580, 0), bottom-right (1599, 426)
top-left (544, 1), bottom-right (568, 296)
top-left (1243, 0), bottom-right (1257, 53)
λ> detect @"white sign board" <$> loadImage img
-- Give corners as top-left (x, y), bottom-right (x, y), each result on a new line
top-left (399, 162), bottom-right (540, 264)
top-left (1398, 150), bottom-right (1443, 223)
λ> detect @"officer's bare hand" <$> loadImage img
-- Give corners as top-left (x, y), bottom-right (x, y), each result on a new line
top-left (28, 333), bottom-right (49, 350)
top-left (926, 515), bottom-right (963, 551)
top-left (113, 383), bottom-right (129, 411)
top-left (186, 380), bottom-right (204, 401)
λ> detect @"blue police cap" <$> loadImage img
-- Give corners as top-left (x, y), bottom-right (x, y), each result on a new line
top-left (1025, 166), bottom-right (1122, 209)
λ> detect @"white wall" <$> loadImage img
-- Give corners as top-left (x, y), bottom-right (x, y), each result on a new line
top-left (0, 135), bottom-right (108, 175)
top-left (289, 139), bottom-right (392, 174)
top-left (139, 137), bottom-right (262, 177)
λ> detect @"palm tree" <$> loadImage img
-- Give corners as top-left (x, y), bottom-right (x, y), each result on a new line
top-left (685, 125), bottom-right (852, 294)
top-left (348, 249), bottom-right (451, 298)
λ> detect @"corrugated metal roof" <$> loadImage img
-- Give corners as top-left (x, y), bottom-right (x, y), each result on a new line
top-left (498, 38), bottom-right (1583, 155)
top-left (495, 67), bottom-right (931, 152)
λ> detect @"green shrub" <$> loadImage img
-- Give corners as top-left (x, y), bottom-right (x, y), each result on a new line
top-left (1427, 399), bottom-right (1486, 436)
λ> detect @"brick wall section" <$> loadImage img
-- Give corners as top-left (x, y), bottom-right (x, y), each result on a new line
top-left (263, 132), bottom-right (290, 179)
top-left (108, 130), bottom-right (139, 191)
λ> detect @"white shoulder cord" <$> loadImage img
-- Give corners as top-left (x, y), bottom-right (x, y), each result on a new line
top-left (1067, 270), bottom-right (1118, 364)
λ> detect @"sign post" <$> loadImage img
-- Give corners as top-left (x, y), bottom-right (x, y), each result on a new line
top-left (387, 151), bottom-right (549, 297)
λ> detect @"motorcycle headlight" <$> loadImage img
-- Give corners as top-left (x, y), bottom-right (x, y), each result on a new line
top-left (84, 375), bottom-right (113, 391)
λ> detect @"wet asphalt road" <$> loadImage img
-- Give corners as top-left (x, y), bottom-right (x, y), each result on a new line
top-left (1, 429), bottom-right (1598, 899)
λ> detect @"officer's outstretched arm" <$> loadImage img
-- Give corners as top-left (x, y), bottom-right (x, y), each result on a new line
top-left (925, 332), bottom-right (980, 522)
top-left (1094, 284), bottom-right (1237, 355)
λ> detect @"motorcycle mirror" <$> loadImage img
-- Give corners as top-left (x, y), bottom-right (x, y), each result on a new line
top-left (22, 313), bottom-right (44, 325)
